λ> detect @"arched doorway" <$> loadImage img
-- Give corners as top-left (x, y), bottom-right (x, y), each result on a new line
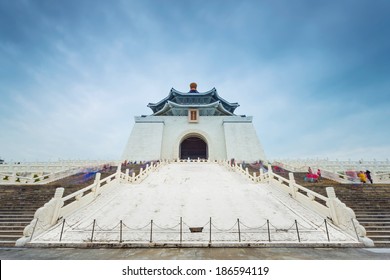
top-left (180, 136), bottom-right (208, 160)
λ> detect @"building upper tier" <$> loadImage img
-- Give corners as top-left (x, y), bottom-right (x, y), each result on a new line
top-left (147, 88), bottom-right (240, 116)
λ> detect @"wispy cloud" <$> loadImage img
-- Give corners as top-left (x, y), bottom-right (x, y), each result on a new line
top-left (0, 0), bottom-right (389, 161)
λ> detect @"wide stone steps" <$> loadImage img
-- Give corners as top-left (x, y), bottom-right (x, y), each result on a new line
top-left (0, 225), bottom-right (25, 231)
top-left (0, 230), bottom-right (25, 235)
top-left (296, 172), bottom-right (390, 247)
top-left (366, 231), bottom-right (390, 236)
top-left (364, 236), bottom-right (390, 242)
top-left (0, 208), bottom-right (42, 245)
top-left (357, 218), bottom-right (390, 222)
top-left (0, 214), bottom-right (34, 217)
top-left (372, 241), bottom-right (390, 245)
top-left (354, 211), bottom-right (390, 214)
top-left (0, 218), bottom-right (33, 223)
top-left (0, 169), bottom-right (117, 246)
top-left (0, 240), bottom-right (17, 245)
top-left (0, 234), bottom-right (25, 241)
top-left (0, 222), bottom-right (33, 227)
top-left (0, 211), bottom-right (35, 215)
top-left (360, 222), bottom-right (390, 226)
top-left (364, 225), bottom-right (390, 230)
top-left (356, 213), bottom-right (390, 216)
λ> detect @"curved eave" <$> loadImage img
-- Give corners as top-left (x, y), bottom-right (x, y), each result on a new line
top-left (212, 90), bottom-right (240, 111)
top-left (172, 88), bottom-right (239, 109)
top-left (147, 88), bottom-right (176, 112)
top-left (214, 102), bottom-right (235, 116)
top-left (152, 100), bottom-right (235, 116)
top-left (148, 87), bottom-right (239, 113)
top-left (171, 87), bottom-right (217, 97)
top-left (151, 102), bottom-right (171, 116)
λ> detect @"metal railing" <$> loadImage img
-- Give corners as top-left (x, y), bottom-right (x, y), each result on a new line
top-left (31, 217), bottom-right (351, 245)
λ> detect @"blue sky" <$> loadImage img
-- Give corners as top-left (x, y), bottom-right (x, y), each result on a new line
top-left (1, 0), bottom-right (389, 162)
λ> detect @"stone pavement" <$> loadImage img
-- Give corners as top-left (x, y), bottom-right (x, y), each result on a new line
top-left (1, 247), bottom-right (390, 260)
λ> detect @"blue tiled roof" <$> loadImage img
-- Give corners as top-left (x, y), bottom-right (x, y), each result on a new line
top-left (148, 87), bottom-right (239, 116)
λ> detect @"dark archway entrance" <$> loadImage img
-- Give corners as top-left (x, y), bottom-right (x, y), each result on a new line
top-left (180, 137), bottom-right (208, 160)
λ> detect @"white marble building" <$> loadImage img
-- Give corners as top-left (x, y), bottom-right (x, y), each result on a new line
top-left (122, 84), bottom-right (266, 162)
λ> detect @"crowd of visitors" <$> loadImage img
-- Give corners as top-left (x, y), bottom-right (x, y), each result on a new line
top-left (304, 167), bottom-right (321, 183)
top-left (305, 166), bottom-right (374, 184)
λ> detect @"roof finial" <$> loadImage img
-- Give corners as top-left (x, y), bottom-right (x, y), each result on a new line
top-left (189, 82), bottom-right (198, 93)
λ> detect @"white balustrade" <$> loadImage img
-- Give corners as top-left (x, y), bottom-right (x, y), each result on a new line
top-left (222, 160), bottom-right (371, 245)
top-left (272, 158), bottom-right (390, 184)
top-left (0, 160), bottom-right (118, 185)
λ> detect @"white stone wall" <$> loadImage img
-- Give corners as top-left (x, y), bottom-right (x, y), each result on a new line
top-left (122, 115), bottom-right (267, 162)
top-left (223, 120), bottom-right (266, 162)
top-left (121, 120), bottom-right (164, 161)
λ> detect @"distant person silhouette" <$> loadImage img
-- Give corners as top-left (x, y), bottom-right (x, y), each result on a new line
top-left (365, 170), bottom-right (373, 184)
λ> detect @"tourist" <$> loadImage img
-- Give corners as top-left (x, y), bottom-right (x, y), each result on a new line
top-left (358, 171), bottom-right (367, 183)
top-left (305, 172), bottom-right (318, 183)
top-left (317, 169), bottom-right (321, 181)
top-left (308, 167), bottom-right (313, 174)
top-left (365, 170), bottom-right (373, 184)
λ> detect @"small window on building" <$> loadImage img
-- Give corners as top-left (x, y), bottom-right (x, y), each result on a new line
top-left (188, 109), bottom-right (199, 123)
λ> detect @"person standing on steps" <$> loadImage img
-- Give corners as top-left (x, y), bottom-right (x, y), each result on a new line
top-left (358, 171), bottom-right (367, 183)
top-left (365, 170), bottom-right (373, 184)
top-left (317, 169), bottom-right (321, 181)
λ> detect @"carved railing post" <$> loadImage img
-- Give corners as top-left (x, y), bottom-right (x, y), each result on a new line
top-left (16, 187), bottom-right (65, 246)
top-left (50, 188), bottom-right (65, 224)
top-left (93, 172), bottom-right (101, 197)
top-left (325, 187), bottom-right (339, 225)
top-left (325, 187), bottom-right (372, 245)
top-left (260, 168), bottom-right (264, 182)
top-left (125, 169), bottom-right (129, 182)
top-left (116, 164), bottom-right (122, 180)
top-left (289, 172), bottom-right (297, 198)
top-left (267, 164), bottom-right (273, 182)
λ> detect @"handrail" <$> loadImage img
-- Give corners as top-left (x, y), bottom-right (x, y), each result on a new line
top-left (221, 160), bottom-right (370, 243)
top-left (272, 159), bottom-right (390, 173)
top-left (267, 171), bottom-right (329, 205)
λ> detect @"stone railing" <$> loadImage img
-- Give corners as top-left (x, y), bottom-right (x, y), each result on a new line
top-left (320, 169), bottom-right (359, 184)
top-left (272, 161), bottom-right (307, 172)
top-left (0, 160), bottom-right (117, 173)
top-left (273, 158), bottom-right (390, 173)
top-left (59, 172), bottom-right (119, 219)
top-left (176, 158), bottom-right (211, 163)
top-left (119, 161), bottom-right (165, 184)
top-left (273, 160), bottom-right (390, 184)
top-left (374, 172), bottom-right (390, 183)
top-left (221, 160), bottom-right (262, 183)
top-left (0, 160), bottom-right (116, 185)
top-left (16, 161), bottom-right (162, 246)
top-left (1, 167), bottom-right (82, 185)
top-left (15, 167), bottom-right (120, 246)
top-left (222, 161), bottom-right (373, 246)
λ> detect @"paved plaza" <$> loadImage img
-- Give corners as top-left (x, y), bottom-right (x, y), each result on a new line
top-left (1, 247), bottom-right (390, 260)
